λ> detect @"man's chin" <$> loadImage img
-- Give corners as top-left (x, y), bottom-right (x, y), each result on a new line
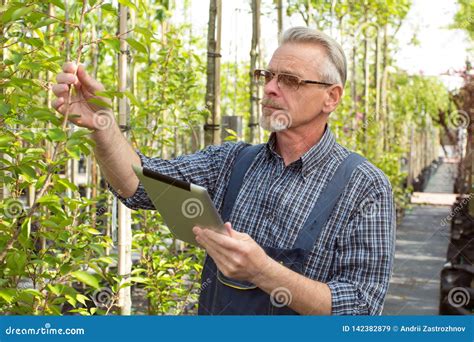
top-left (259, 114), bottom-right (290, 132)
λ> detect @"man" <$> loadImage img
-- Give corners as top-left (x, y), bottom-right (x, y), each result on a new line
top-left (53, 27), bottom-right (395, 315)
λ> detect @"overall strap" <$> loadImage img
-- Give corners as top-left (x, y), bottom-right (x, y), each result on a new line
top-left (293, 153), bottom-right (366, 251)
top-left (221, 144), bottom-right (265, 222)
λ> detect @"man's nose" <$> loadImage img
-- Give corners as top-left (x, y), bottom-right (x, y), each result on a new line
top-left (263, 76), bottom-right (280, 97)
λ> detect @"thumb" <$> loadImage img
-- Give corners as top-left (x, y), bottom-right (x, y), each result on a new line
top-left (224, 222), bottom-right (236, 238)
top-left (76, 64), bottom-right (104, 94)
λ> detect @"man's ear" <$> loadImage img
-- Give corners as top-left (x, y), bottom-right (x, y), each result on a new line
top-left (322, 84), bottom-right (344, 114)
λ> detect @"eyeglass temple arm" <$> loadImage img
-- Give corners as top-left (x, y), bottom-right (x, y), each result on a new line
top-left (302, 80), bottom-right (334, 86)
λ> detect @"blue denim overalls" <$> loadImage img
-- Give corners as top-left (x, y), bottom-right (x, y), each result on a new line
top-left (198, 144), bottom-right (365, 315)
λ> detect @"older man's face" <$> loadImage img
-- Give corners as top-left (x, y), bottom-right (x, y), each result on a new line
top-left (260, 42), bottom-right (334, 132)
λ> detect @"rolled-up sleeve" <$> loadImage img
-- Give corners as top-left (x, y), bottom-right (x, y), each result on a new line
top-left (327, 174), bottom-right (396, 315)
top-left (108, 142), bottom-right (247, 211)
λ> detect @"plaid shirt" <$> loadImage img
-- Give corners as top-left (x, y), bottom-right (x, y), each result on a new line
top-left (109, 125), bottom-right (395, 315)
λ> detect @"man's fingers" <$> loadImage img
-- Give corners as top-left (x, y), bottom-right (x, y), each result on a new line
top-left (197, 236), bottom-right (231, 270)
top-left (224, 222), bottom-right (236, 237)
top-left (62, 61), bottom-right (77, 73)
top-left (56, 72), bottom-right (78, 85)
top-left (77, 64), bottom-right (104, 93)
top-left (52, 98), bottom-right (65, 113)
top-left (200, 229), bottom-right (237, 253)
top-left (51, 83), bottom-right (69, 97)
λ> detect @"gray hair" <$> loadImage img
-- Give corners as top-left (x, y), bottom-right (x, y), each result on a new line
top-left (280, 27), bottom-right (347, 87)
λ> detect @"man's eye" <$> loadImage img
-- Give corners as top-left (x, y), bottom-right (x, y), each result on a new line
top-left (281, 75), bottom-right (298, 87)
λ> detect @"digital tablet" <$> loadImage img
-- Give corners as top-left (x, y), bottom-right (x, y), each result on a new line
top-left (132, 164), bottom-right (225, 246)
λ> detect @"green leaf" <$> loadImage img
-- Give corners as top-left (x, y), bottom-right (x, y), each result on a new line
top-left (87, 97), bottom-right (113, 109)
top-left (95, 257), bottom-right (114, 265)
top-left (42, 219), bottom-right (59, 229)
top-left (18, 165), bottom-right (36, 180)
top-left (118, 0), bottom-right (138, 12)
top-left (126, 38), bottom-right (147, 54)
top-left (133, 27), bottom-right (154, 38)
top-left (0, 103), bottom-right (11, 116)
top-left (23, 289), bottom-right (44, 299)
top-left (70, 129), bottom-right (91, 140)
top-left (47, 284), bottom-right (61, 296)
top-left (86, 228), bottom-right (101, 235)
top-left (11, 6), bottom-right (34, 21)
top-left (37, 194), bottom-right (60, 204)
top-left (56, 178), bottom-right (78, 192)
top-left (65, 146), bottom-right (81, 160)
top-left (21, 37), bottom-right (43, 48)
top-left (32, 18), bottom-right (58, 29)
top-left (24, 147), bottom-right (45, 154)
top-left (47, 128), bottom-right (66, 142)
top-left (101, 38), bottom-right (120, 53)
top-left (30, 108), bottom-right (60, 124)
top-left (76, 293), bottom-right (89, 306)
top-left (0, 289), bottom-right (16, 303)
top-left (48, 0), bottom-right (65, 10)
top-left (123, 90), bottom-right (140, 107)
top-left (0, 134), bottom-right (15, 147)
top-left (65, 294), bottom-right (77, 308)
top-left (129, 276), bottom-right (149, 284)
top-left (71, 271), bottom-right (100, 289)
top-left (6, 251), bottom-right (26, 276)
top-left (18, 217), bottom-right (31, 249)
top-left (101, 3), bottom-right (115, 12)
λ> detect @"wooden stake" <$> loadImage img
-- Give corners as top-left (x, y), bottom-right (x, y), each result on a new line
top-left (117, 3), bottom-right (132, 315)
top-left (204, 0), bottom-right (222, 146)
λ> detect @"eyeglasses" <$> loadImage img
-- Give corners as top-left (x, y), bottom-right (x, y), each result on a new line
top-left (253, 69), bottom-right (334, 91)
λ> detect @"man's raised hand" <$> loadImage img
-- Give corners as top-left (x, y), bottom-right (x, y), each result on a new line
top-left (52, 62), bottom-right (114, 131)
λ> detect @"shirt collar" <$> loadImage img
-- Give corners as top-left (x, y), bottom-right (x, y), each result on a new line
top-left (265, 124), bottom-right (336, 177)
